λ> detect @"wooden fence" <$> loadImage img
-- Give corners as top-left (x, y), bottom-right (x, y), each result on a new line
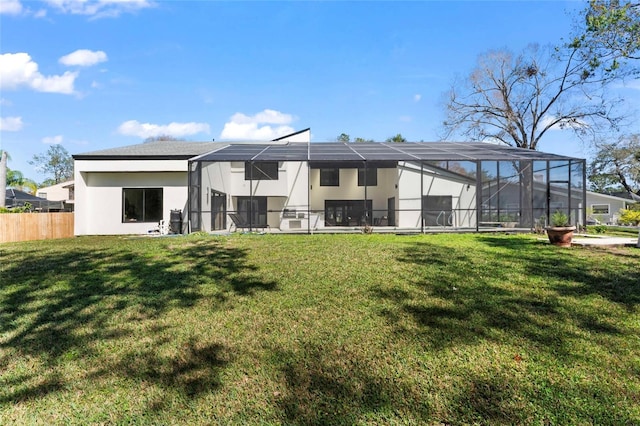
top-left (0, 213), bottom-right (74, 243)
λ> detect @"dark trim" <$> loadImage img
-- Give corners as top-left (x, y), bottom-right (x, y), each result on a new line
top-left (73, 154), bottom-right (198, 160)
top-left (271, 128), bottom-right (311, 141)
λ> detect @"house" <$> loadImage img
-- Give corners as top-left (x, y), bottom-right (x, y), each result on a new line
top-left (585, 191), bottom-right (635, 224)
top-left (4, 188), bottom-right (65, 211)
top-left (36, 180), bottom-right (75, 211)
top-left (73, 129), bottom-right (587, 235)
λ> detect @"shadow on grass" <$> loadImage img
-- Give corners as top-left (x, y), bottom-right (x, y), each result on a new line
top-left (274, 344), bottom-right (430, 425)
top-left (478, 236), bottom-right (640, 309)
top-left (376, 236), bottom-right (639, 354)
top-left (0, 237), bottom-right (275, 404)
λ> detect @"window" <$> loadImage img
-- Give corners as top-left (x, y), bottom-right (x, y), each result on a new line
top-left (37, 192), bottom-right (47, 199)
top-left (245, 162), bottom-right (278, 180)
top-left (358, 167), bottom-right (377, 186)
top-left (591, 204), bottom-right (610, 215)
top-left (320, 168), bottom-right (339, 186)
top-left (123, 188), bottom-right (163, 222)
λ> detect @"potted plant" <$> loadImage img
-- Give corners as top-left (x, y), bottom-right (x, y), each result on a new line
top-left (546, 211), bottom-right (576, 247)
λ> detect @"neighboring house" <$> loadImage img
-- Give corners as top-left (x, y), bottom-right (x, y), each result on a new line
top-left (37, 180), bottom-right (75, 211)
top-left (73, 129), bottom-right (587, 235)
top-left (4, 188), bottom-right (65, 211)
top-left (585, 191), bottom-right (634, 225)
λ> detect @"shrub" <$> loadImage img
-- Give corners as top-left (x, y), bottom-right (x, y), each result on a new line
top-left (592, 225), bottom-right (608, 234)
top-left (618, 208), bottom-right (640, 226)
top-left (0, 202), bottom-right (33, 214)
top-left (550, 211), bottom-right (570, 227)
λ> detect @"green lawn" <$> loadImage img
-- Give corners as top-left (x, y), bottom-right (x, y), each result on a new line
top-left (1, 233), bottom-right (639, 425)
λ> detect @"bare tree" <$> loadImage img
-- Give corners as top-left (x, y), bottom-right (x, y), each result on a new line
top-left (442, 43), bottom-right (629, 150)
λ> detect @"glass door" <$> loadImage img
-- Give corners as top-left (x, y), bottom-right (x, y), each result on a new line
top-left (211, 191), bottom-right (227, 231)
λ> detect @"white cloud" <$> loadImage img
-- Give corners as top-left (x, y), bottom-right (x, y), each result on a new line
top-left (42, 135), bottom-right (63, 144)
top-left (42, 135), bottom-right (63, 145)
top-left (117, 120), bottom-right (211, 138)
top-left (0, 52), bottom-right (77, 94)
top-left (59, 49), bottom-right (107, 67)
top-left (220, 109), bottom-right (296, 140)
top-left (624, 80), bottom-right (640, 90)
top-left (413, 94), bottom-right (422, 102)
top-left (43, 0), bottom-right (154, 18)
top-left (34, 8), bottom-right (47, 17)
top-left (0, 98), bottom-right (12, 106)
top-left (0, 0), bottom-right (23, 15)
top-left (0, 116), bottom-right (23, 131)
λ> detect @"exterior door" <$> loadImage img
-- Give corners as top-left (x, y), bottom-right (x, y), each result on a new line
top-left (387, 197), bottom-right (395, 226)
top-left (211, 191), bottom-right (227, 231)
top-left (325, 200), bottom-right (372, 226)
top-left (237, 196), bottom-right (267, 227)
top-left (422, 195), bottom-right (453, 226)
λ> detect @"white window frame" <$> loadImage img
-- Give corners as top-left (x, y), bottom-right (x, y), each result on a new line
top-left (590, 204), bottom-right (610, 215)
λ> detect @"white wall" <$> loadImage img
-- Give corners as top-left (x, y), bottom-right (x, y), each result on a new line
top-left (397, 162), bottom-right (477, 228)
top-left (37, 181), bottom-right (72, 202)
top-left (75, 169), bottom-right (187, 235)
top-left (308, 167), bottom-right (396, 228)
top-left (586, 192), bottom-right (632, 224)
top-left (199, 160), bottom-right (309, 231)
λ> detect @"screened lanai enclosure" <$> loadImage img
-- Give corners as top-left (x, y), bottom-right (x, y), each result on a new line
top-left (187, 142), bottom-right (585, 233)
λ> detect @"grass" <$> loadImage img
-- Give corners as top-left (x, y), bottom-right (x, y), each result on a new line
top-left (1, 233), bottom-right (639, 424)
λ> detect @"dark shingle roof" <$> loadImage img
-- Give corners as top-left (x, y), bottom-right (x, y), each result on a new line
top-left (73, 140), bottom-right (227, 160)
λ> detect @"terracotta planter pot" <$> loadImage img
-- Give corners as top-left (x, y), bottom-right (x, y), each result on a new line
top-left (546, 226), bottom-right (576, 247)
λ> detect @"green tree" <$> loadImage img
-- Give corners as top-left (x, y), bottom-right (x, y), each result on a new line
top-left (588, 133), bottom-right (640, 196)
top-left (354, 137), bottom-right (374, 143)
top-left (336, 133), bottom-right (351, 142)
top-left (385, 134), bottom-right (407, 143)
top-left (29, 145), bottom-right (74, 184)
top-left (7, 168), bottom-right (24, 187)
top-left (580, 0), bottom-right (639, 65)
top-left (144, 135), bottom-right (184, 143)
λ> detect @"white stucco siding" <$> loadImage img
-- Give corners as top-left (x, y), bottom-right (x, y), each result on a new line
top-left (307, 167), bottom-right (396, 229)
top-left (397, 163), bottom-right (477, 228)
top-left (586, 192), bottom-right (632, 224)
top-left (74, 171), bottom-right (187, 235)
top-left (76, 159), bottom-right (188, 173)
top-left (199, 161), bottom-right (310, 231)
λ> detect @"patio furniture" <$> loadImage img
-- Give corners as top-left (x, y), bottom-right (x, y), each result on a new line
top-left (228, 213), bottom-right (270, 232)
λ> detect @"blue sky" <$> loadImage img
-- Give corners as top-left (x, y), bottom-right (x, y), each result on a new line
top-left (1, 0), bottom-right (639, 183)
